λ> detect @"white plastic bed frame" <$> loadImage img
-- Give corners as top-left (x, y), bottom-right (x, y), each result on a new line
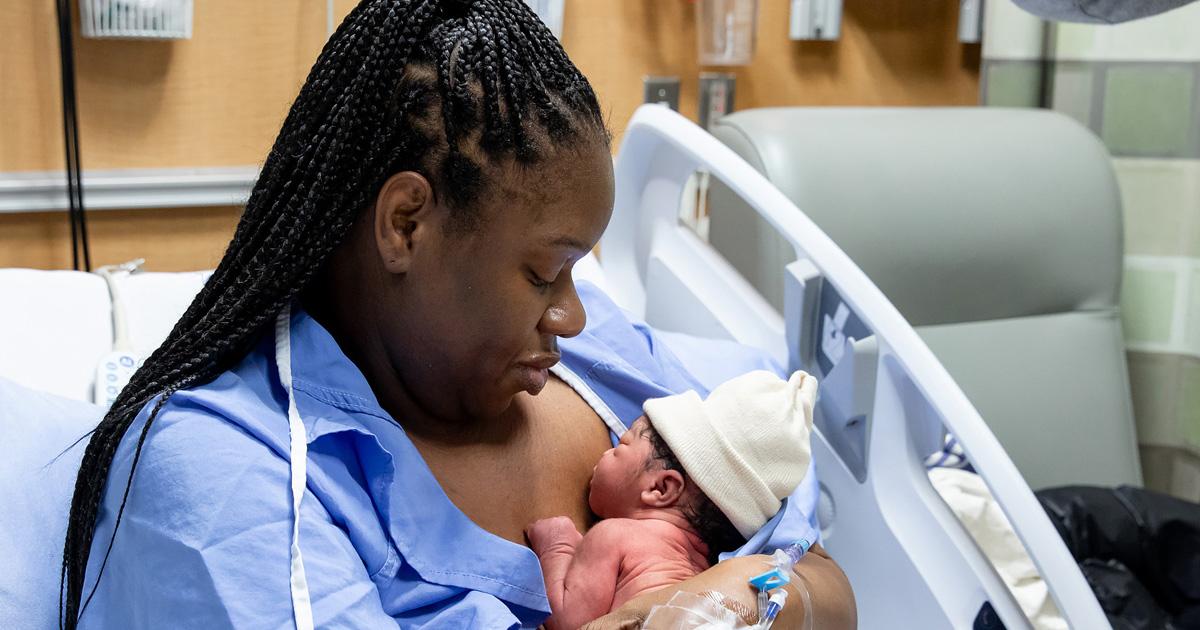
top-left (599, 105), bottom-right (1108, 629)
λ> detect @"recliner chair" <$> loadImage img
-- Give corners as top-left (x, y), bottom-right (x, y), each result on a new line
top-left (706, 107), bottom-right (1141, 490)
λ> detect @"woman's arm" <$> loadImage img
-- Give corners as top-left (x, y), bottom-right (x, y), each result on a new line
top-left (581, 544), bottom-right (855, 630)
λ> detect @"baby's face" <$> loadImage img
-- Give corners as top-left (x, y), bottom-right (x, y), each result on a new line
top-left (588, 416), bottom-right (657, 518)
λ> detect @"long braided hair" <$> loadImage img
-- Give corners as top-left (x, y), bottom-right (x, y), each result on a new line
top-left (60, 1), bottom-right (606, 626)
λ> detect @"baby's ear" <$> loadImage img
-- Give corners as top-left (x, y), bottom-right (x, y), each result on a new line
top-left (641, 469), bottom-right (686, 508)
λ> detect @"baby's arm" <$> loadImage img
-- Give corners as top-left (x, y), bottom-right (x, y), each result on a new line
top-left (526, 517), bottom-right (624, 630)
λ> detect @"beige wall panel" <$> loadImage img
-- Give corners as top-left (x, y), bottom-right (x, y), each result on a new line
top-left (564, 0), bottom-right (982, 146)
top-left (0, 207), bottom-right (241, 271)
top-left (2, 0), bottom-right (978, 271)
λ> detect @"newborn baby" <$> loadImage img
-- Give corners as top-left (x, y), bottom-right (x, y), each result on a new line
top-left (525, 370), bottom-right (817, 630)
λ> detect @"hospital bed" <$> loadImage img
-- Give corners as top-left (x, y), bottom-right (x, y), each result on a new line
top-left (600, 105), bottom-right (1107, 628)
top-left (0, 105), bottom-right (1108, 628)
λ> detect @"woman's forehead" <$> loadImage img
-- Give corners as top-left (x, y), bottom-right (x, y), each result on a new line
top-left (484, 145), bottom-right (613, 243)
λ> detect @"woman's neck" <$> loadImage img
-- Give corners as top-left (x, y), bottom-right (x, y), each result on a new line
top-left (304, 293), bottom-right (527, 446)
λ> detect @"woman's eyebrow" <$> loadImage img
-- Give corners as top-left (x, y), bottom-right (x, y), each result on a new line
top-left (544, 235), bottom-right (590, 251)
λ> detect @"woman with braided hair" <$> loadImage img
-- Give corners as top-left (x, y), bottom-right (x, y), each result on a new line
top-left (61, 1), bottom-right (854, 628)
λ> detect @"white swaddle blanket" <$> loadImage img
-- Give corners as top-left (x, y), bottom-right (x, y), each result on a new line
top-left (929, 467), bottom-right (1068, 630)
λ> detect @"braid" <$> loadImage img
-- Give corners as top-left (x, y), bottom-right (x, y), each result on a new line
top-left (59, 1), bottom-right (607, 627)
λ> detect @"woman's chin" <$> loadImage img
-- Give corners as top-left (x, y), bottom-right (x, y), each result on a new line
top-left (469, 381), bottom-right (533, 419)
top-left (514, 365), bottom-right (550, 395)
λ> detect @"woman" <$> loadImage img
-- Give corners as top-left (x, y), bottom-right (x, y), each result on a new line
top-left (61, 0), bottom-right (855, 627)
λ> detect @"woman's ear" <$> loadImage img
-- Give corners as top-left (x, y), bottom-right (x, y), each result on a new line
top-left (374, 171), bottom-right (435, 275)
top-left (641, 469), bottom-right (686, 508)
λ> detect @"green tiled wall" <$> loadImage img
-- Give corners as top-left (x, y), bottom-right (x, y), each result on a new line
top-left (1130, 351), bottom-right (1200, 458)
top-left (1121, 267), bottom-right (1178, 344)
top-left (1189, 267), bottom-right (1200, 352)
top-left (984, 3), bottom-right (1200, 499)
top-left (983, 61), bottom-right (1043, 108)
top-left (1181, 358), bottom-right (1200, 449)
top-left (1050, 63), bottom-right (1093, 127)
top-left (1129, 352), bottom-right (1180, 448)
top-left (1101, 66), bottom-right (1196, 158)
top-left (1115, 160), bottom-right (1200, 257)
top-left (1140, 445), bottom-right (1200, 503)
top-left (1053, 2), bottom-right (1200, 63)
top-left (982, 0), bottom-right (1047, 61)
top-left (989, 61), bottom-right (1200, 159)
top-left (1122, 261), bottom-right (1200, 461)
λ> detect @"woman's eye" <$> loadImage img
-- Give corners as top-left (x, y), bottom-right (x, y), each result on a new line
top-left (526, 267), bottom-right (557, 291)
top-left (528, 273), bottom-right (553, 290)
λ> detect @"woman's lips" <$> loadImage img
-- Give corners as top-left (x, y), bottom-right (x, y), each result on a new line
top-left (519, 353), bottom-right (561, 370)
top-left (516, 353), bottom-right (559, 394)
top-left (517, 366), bottom-right (550, 394)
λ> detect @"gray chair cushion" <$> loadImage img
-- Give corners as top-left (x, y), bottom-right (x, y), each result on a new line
top-left (708, 107), bottom-right (1141, 488)
top-left (919, 311), bottom-right (1139, 488)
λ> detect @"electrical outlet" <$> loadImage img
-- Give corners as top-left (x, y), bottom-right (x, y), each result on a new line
top-left (643, 76), bottom-right (681, 111)
top-left (699, 73), bottom-right (736, 131)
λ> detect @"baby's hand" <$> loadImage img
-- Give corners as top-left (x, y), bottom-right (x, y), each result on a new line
top-left (525, 516), bottom-right (583, 556)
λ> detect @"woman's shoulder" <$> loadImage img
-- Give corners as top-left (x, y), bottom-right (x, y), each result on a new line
top-left (95, 386), bottom-right (293, 583)
top-left (116, 354), bottom-right (293, 507)
top-left (147, 339), bottom-right (289, 444)
top-left (86, 369), bottom-right (311, 629)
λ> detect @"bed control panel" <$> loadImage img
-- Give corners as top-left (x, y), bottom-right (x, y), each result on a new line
top-left (94, 350), bottom-right (142, 408)
top-left (785, 261), bottom-right (877, 482)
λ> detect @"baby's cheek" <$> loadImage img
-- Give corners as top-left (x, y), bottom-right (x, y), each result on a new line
top-left (589, 469), bottom-right (622, 513)
top-left (591, 468), bottom-right (615, 497)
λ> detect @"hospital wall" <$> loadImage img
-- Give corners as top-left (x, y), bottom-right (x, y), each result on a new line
top-left (0, 0), bottom-right (980, 271)
top-left (983, 1), bottom-right (1200, 501)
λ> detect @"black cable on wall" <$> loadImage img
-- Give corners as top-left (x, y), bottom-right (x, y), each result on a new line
top-left (54, 0), bottom-right (91, 272)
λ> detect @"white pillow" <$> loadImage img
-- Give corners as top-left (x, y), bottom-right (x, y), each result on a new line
top-left (0, 377), bottom-right (103, 629)
top-left (0, 270), bottom-right (112, 401)
top-left (0, 268), bottom-right (210, 404)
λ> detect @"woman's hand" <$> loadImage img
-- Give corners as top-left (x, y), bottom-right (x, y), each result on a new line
top-left (581, 545), bottom-right (856, 630)
top-left (578, 608), bottom-right (644, 630)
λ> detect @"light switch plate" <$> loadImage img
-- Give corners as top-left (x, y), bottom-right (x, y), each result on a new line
top-left (643, 76), bottom-right (681, 111)
top-left (790, 0), bottom-right (842, 41)
top-left (958, 0), bottom-right (983, 43)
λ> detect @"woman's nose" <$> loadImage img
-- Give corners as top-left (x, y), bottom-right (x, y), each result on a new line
top-left (539, 281), bottom-right (586, 338)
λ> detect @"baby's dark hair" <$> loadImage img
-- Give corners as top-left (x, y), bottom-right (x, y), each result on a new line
top-left (644, 422), bottom-right (745, 565)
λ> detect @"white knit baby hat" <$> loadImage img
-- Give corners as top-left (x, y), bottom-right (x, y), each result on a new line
top-left (643, 370), bottom-right (817, 539)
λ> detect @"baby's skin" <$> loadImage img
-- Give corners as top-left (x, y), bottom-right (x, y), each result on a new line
top-left (526, 417), bottom-right (711, 630)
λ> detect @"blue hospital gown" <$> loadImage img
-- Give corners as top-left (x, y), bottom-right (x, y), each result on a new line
top-left (78, 281), bottom-right (820, 629)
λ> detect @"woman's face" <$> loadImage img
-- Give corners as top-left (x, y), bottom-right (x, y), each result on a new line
top-left (381, 140), bottom-right (614, 425)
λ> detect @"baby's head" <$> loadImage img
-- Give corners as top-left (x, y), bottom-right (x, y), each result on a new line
top-left (589, 370), bottom-right (818, 560)
top-left (588, 415), bottom-right (745, 561)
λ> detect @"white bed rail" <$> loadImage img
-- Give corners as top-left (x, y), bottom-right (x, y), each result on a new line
top-left (600, 105), bottom-right (1107, 629)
